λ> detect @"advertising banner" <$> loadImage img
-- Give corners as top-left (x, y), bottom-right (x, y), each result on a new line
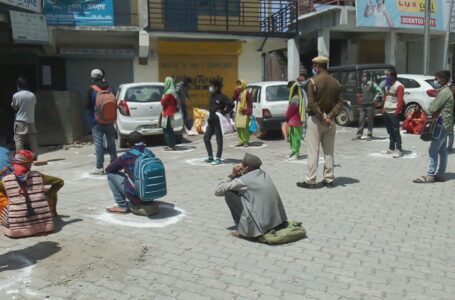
top-left (0, 0), bottom-right (42, 13)
top-left (10, 10), bottom-right (49, 44)
top-left (43, 0), bottom-right (114, 26)
top-left (356, 0), bottom-right (445, 31)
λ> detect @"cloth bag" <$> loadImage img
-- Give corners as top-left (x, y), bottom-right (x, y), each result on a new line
top-left (216, 112), bottom-right (234, 135)
top-left (420, 116), bottom-right (443, 141)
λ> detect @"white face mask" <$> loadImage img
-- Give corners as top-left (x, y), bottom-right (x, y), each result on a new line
top-left (240, 167), bottom-right (248, 176)
top-left (312, 67), bottom-right (319, 76)
top-left (209, 86), bottom-right (215, 94)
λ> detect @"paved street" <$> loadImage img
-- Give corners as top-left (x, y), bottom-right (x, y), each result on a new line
top-left (1, 124), bottom-right (454, 300)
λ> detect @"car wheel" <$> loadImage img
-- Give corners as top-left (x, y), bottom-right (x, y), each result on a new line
top-left (118, 132), bottom-right (128, 148)
top-left (335, 106), bottom-right (351, 126)
top-left (255, 118), bottom-right (268, 139)
top-left (404, 103), bottom-right (419, 118)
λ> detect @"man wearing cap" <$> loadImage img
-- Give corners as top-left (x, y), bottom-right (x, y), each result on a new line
top-left (297, 56), bottom-right (343, 189)
top-left (0, 150), bottom-right (64, 216)
top-left (215, 153), bottom-right (288, 238)
top-left (86, 68), bottom-right (117, 175)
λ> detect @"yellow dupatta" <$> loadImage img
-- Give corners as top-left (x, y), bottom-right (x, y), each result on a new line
top-left (289, 82), bottom-right (306, 123)
top-left (235, 80), bottom-right (249, 128)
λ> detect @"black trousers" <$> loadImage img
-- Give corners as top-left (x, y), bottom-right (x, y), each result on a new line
top-left (204, 116), bottom-right (223, 158)
top-left (383, 113), bottom-right (402, 151)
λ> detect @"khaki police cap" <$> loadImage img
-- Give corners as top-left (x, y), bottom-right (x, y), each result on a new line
top-left (312, 55), bottom-right (329, 64)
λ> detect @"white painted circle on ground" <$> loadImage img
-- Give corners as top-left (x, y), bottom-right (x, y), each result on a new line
top-left (229, 143), bottom-right (267, 149)
top-left (368, 151), bottom-right (419, 159)
top-left (79, 172), bottom-right (108, 180)
top-left (95, 204), bottom-right (185, 228)
top-left (284, 156), bottom-right (325, 164)
top-left (160, 146), bottom-right (196, 153)
top-left (185, 158), bottom-right (226, 167)
top-left (0, 254), bottom-right (40, 297)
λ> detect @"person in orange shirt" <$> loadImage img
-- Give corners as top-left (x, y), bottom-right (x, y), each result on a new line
top-left (403, 105), bottom-right (426, 134)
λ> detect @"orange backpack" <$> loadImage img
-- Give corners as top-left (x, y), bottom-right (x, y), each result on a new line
top-left (92, 85), bottom-right (117, 124)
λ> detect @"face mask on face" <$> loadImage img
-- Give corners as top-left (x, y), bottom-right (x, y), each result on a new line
top-left (385, 77), bottom-right (393, 87)
top-left (240, 167), bottom-right (248, 176)
top-left (312, 68), bottom-right (318, 76)
top-left (433, 80), bottom-right (441, 89)
top-left (209, 86), bottom-right (215, 94)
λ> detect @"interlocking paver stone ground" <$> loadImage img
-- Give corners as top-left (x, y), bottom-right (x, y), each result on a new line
top-left (0, 124), bottom-right (454, 299)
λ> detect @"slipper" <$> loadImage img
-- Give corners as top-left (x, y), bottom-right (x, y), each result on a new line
top-left (413, 176), bottom-right (435, 184)
top-left (106, 207), bottom-right (129, 214)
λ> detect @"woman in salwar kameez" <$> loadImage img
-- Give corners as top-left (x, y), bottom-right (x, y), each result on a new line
top-left (233, 80), bottom-right (253, 147)
top-left (285, 82), bottom-right (306, 159)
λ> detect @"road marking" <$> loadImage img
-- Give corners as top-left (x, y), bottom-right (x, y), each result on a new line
top-left (284, 156), bottom-right (325, 164)
top-left (368, 151), bottom-right (419, 159)
top-left (185, 158), bottom-right (226, 167)
top-left (0, 254), bottom-right (41, 298)
top-left (95, 203), bottom-right (186, 228)
top-left (229, 143), bottom-right (267, 149)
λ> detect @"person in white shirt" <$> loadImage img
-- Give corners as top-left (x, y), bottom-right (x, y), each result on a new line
top-left (11, 77), bottom-right (38, 160)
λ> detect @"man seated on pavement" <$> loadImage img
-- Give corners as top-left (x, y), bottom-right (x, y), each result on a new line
top-left (105, 131), bottom-right (155, 214)
top-left (215, 153), bottom-right (288, 238)
top-left (0, 150), bottom-right (64, 216)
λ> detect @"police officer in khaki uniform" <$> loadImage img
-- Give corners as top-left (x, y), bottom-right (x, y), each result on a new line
top-left (297, 56), bottom-right (343, 189)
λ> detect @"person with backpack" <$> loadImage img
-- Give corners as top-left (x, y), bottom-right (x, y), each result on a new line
top-left (413, 70), bottom-right (454, 183)
top-left (86, 68), bottom-right (118, 175)
top-left (203, 78), bottom-right (234, 165)
top-left (161, 77), bottom-right (179, 151)
top-left (105, 131), bottom-right (166, 214)
top-left (0, 150), bottom-right (64, 237)
top-left (215, 153), bottom-right (288, 239)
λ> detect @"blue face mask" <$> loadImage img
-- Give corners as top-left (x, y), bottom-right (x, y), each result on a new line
top-left (385, 77), bottom-right (393, 87)
top-left (433, 80), bottom-right (441, 89)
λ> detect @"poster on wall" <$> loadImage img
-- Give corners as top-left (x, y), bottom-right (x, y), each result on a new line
top-left (0, 0), bottom-right (42, 13)
top-left (159, 56), bottom-right (238, 110)
top-left (356, 0), bottom-right (445, 30)
top-left (10, 10), bottom-right (49, 44)
top-left (43, 0), bottom-right (114, 26)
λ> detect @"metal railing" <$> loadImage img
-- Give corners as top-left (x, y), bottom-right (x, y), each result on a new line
top-left (148, 0), bottom-right (298, 37)
top-left (299, 0), bottom-right (354, 15)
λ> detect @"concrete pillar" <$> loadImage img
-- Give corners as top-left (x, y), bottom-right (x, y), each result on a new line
top-left (385, 31), bottom-right (397, 66)
top-left (317, 29), bottom-right (330, 58)
top-left (287, 37), bottom-right (300, 81)
top-left (346, 40), bottom-right (359, 65)
top-left (138, 0), bottom-right (148, 29)
top-left (429, 35), bottom-right (445, 73)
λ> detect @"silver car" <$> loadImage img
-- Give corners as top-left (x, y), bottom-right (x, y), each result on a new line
top-left (115, 82), bottom-right (184, 148)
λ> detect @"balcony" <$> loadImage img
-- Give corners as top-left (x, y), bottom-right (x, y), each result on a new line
top-left (148, 0), bottom-right (298, 37)
top-left (299, 0), bottom-right (354, 15)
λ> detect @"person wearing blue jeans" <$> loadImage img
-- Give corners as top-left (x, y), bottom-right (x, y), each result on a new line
top-left (447, 133), bottom-right (454, 153)
top-left (86, 68), bottom-right (117, 174)
top-left (414, 70), bottom-right (454, 183)
top-left (107, 172), bottom-right (128, 209)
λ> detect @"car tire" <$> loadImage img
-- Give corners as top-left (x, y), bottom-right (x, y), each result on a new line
top-left (118, 133), bottom-right (128, 148)
top-left (335, 106), bottom-right (351, 126)
top-left (255, 118), bottom-right (268, 139)
top-left (404, 103), bottom-right (419, 118)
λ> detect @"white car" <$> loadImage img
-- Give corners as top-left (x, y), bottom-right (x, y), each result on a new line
top-left (380, 74), bottom-right (436, 116)
top-left (115, 82), bottom-right (184, 148)
top-left (247, 81), bottom-right (289, 138)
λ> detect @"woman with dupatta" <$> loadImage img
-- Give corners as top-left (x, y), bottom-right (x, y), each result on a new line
top-left (285, 81), bottom-right (306, 159)
top-left (160, 77), bottom-right (179, 151)
top-left (233, 80), bottom-right (253, 147)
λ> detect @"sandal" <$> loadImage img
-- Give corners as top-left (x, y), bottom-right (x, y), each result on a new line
top-left (413, 176), bottom-right (435, 183)
top-left (106, 206), bottom-right (130, 214)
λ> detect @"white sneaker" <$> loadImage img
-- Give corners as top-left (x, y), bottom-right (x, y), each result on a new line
top-left (90, 168), bottom-right (105, 175)
top-left (393, 150), bottom-right (403, 158)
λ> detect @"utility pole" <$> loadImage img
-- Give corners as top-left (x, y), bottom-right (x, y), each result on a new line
top-left (423, 0), bottom-right (431, 75)
top-left (443, 0), bottom-right (455, 69)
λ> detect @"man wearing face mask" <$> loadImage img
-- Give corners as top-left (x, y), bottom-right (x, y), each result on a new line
top-left (382, 71), bottom-right (405, 158)
top-left (297, 56), bottom-right (343, 189)
top-left (215, 153), bottom-right (288, 238)
top-left (203, 78), bottom-right (234, 165)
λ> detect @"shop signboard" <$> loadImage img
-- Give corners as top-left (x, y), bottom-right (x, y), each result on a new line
top-left (10, 10), bottom-right (49, 44)
top-left (0, 0), bottom-right (42, 13)
top-left (356, 0), bottom-right (445, 31)
top-left (43, 0), bottom-right (114, 26)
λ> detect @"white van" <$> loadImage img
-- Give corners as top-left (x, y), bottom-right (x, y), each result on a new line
top-left (247, 81), bottom-right (289, 138)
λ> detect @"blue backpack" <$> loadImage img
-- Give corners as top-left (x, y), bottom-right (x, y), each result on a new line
top-left (129, 148), bottom-right (167, 202)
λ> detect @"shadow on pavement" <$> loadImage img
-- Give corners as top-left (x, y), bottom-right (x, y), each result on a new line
top-left (334, 177), bottom-right (360, 187)
top-left (54, 216), bottom-right (83, 233)
top-left (222, 159), bottom-right (243, 165)
top-left (443, 172), bottom-right (455, 181)
top-left (0, 241), bottom-right (61, 272)
top-left (147, 202), bottom-right (182, 220)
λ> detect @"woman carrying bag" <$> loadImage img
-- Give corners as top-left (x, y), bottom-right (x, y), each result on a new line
top-left (233, 80), bottom-right (253, 147)
top-left (413, 70), bottom-right (454, 183)
top-left (161, 77), bottom-right (179, 151)
top-left (285, 81), bottom-right (306, 159)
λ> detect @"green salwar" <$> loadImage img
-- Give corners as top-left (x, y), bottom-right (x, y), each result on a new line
top-left (288, 126), bottom-right (303, 155)
top-left (237, 128), bottom-right (251, 144)
top-left (163, 117), bottom-right (176, 148)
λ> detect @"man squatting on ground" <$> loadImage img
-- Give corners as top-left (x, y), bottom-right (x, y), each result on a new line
top-left (215, 153), bottom-right (288, 238)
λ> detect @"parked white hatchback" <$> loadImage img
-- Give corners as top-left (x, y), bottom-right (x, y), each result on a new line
top-left (115, 82), bottom-right (184, 148)
top-left (247, 81), bottom-right (289, 138)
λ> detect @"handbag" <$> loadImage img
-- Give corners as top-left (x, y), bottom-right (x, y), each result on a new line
top-left (420, 116), bottom-right (443, 141)
top-left (248, 116), bottom-right (257, 133)
top-left (216, 112), bottom-right (234, 135)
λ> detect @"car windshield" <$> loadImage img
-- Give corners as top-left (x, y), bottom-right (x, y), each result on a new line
top-left (265, 85), bottom-right (289, 102)
top-left (124, 86), bottom-right (164, 102)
